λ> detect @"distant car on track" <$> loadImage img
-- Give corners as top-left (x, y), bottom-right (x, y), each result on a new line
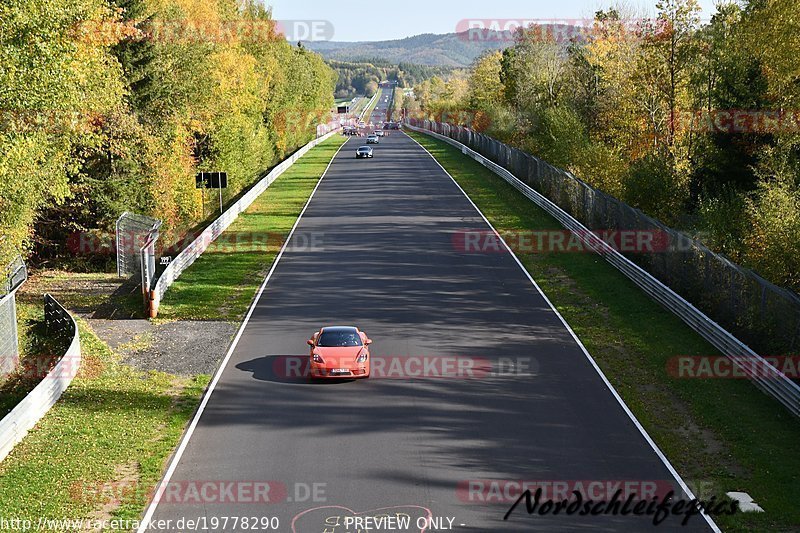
top-left (307, 326), bottom-right (372, 379)
top-left (366, 135), bottom-right (379, 144)
top-left (374, 130), bottom-right (385, 137)
top-left (356, 146), bottom-right (374, 158)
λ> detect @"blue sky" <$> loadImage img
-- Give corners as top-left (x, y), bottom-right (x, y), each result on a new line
top-left (265, 0), bottom-right (721, 41)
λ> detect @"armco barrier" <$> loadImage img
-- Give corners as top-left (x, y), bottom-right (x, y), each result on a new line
top-left (148, 129), bottom-right (338, 317)
top-left (0, 294), bottom-right (81, 462)
top-left (406, 120), bottom-right (800, 418)
top-left (359, 91), bottom-right (380, 123)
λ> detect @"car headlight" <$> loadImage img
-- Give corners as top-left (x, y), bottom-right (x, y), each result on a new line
top-left (356, 350), bottom-right (368, 363)
top-left (312, 353), bottom-right (324, 364)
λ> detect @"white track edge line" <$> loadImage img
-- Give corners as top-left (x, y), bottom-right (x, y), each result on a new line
top-left (137, 137), bottom-right (349, 532)
top-left (403, 131), bottom-right (722, 533)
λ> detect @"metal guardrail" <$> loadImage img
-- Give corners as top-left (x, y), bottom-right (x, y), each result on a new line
top-left (359, 91), bottom-right (380, 123)
top-left (0, 294), bottom-right (81, 462)
top-left (407, 120), bottom-right (800, 418)
top-left (147, 129), bottom-right (339, 317)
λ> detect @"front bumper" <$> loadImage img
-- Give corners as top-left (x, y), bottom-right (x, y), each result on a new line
top-left (309, 364), bottom-right (370, 379)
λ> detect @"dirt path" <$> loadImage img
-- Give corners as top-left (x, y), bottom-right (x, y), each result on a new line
top-left (18, 270), bottom-right (235, 376)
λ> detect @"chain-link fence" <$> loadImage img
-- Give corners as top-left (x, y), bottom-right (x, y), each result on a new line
top-left (116, 212), bottom-right (162, 279)
top-left (409, 118), bottom-right (800, 356)
top-left (116, 212), bottom-right (162, 303)
top-left (0, 256), bottom-right (28, 375)
top-left (0, 295), bottom-right (18, 376)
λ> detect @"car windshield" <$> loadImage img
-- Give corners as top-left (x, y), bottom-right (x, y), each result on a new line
top-left (358, 147), bottom-right (370, 151)
top-left (317, 329), bottom-right (363, 347)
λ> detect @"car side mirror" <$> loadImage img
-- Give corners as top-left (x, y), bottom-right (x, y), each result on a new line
top-left (365, 339), bottom-right (373, 345)
top-left (307, 339), bottom-right (314, 346)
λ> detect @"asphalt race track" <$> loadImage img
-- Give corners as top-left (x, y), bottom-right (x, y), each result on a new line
top-left (141, 119), bottom-right (718, 531)
top-left (367, 85), bottom-right (393, 129)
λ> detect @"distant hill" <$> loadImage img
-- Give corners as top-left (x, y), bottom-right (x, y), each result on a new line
top-left (304, 31), bottom-right (513, 67)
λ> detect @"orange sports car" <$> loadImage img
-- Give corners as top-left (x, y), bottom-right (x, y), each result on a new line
top-left (307, 326), bottom-right (372, 379)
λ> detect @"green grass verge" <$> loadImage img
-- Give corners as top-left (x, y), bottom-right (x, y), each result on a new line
top-left (156, 134), bottom-right (347, 321)
top-left (0, 318), bottom-right (209, 524)
top-left (408, 130), bottom-right (800, 532)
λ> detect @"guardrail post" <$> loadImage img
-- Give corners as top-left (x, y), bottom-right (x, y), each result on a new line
top-left (148, 290), bottom-right (159, 319)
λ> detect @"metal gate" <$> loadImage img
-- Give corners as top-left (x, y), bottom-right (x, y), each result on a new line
top-left (115, 212), bottom-right (162, 301)
top-left (116, 212), bottom-right (162, 278)
top-left (0, 256), bottom-right (28, 375)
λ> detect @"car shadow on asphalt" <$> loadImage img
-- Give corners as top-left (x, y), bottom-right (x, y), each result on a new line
top-left (236, 355), bottom-right (359, 385)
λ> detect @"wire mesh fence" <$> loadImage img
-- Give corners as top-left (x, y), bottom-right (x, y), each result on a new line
top-left (0, 256), bottom-right (27, 376)
top-left (116, 212), bottom-right (162, 304)
top-left (115, 212), bottom-right (162, 279)
top-left (44, 293), bottom-right (76, 339)
top-left (0, 294), bottom-right (18, 376)
top-left (410, 119), bottom-right (800, 356)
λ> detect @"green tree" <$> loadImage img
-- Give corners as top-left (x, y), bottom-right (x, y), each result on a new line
top-left (0, 0), bottom-right (126, 262)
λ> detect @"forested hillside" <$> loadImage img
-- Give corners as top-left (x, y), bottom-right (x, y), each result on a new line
top-left (412, 0), bottom-right (800, 292)
top-left (0, 0), bottom-right (335, 266)
top-left (306, 32), bottom-right (510, 67)
top-left (329, 60), bottom-right (462, 99)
